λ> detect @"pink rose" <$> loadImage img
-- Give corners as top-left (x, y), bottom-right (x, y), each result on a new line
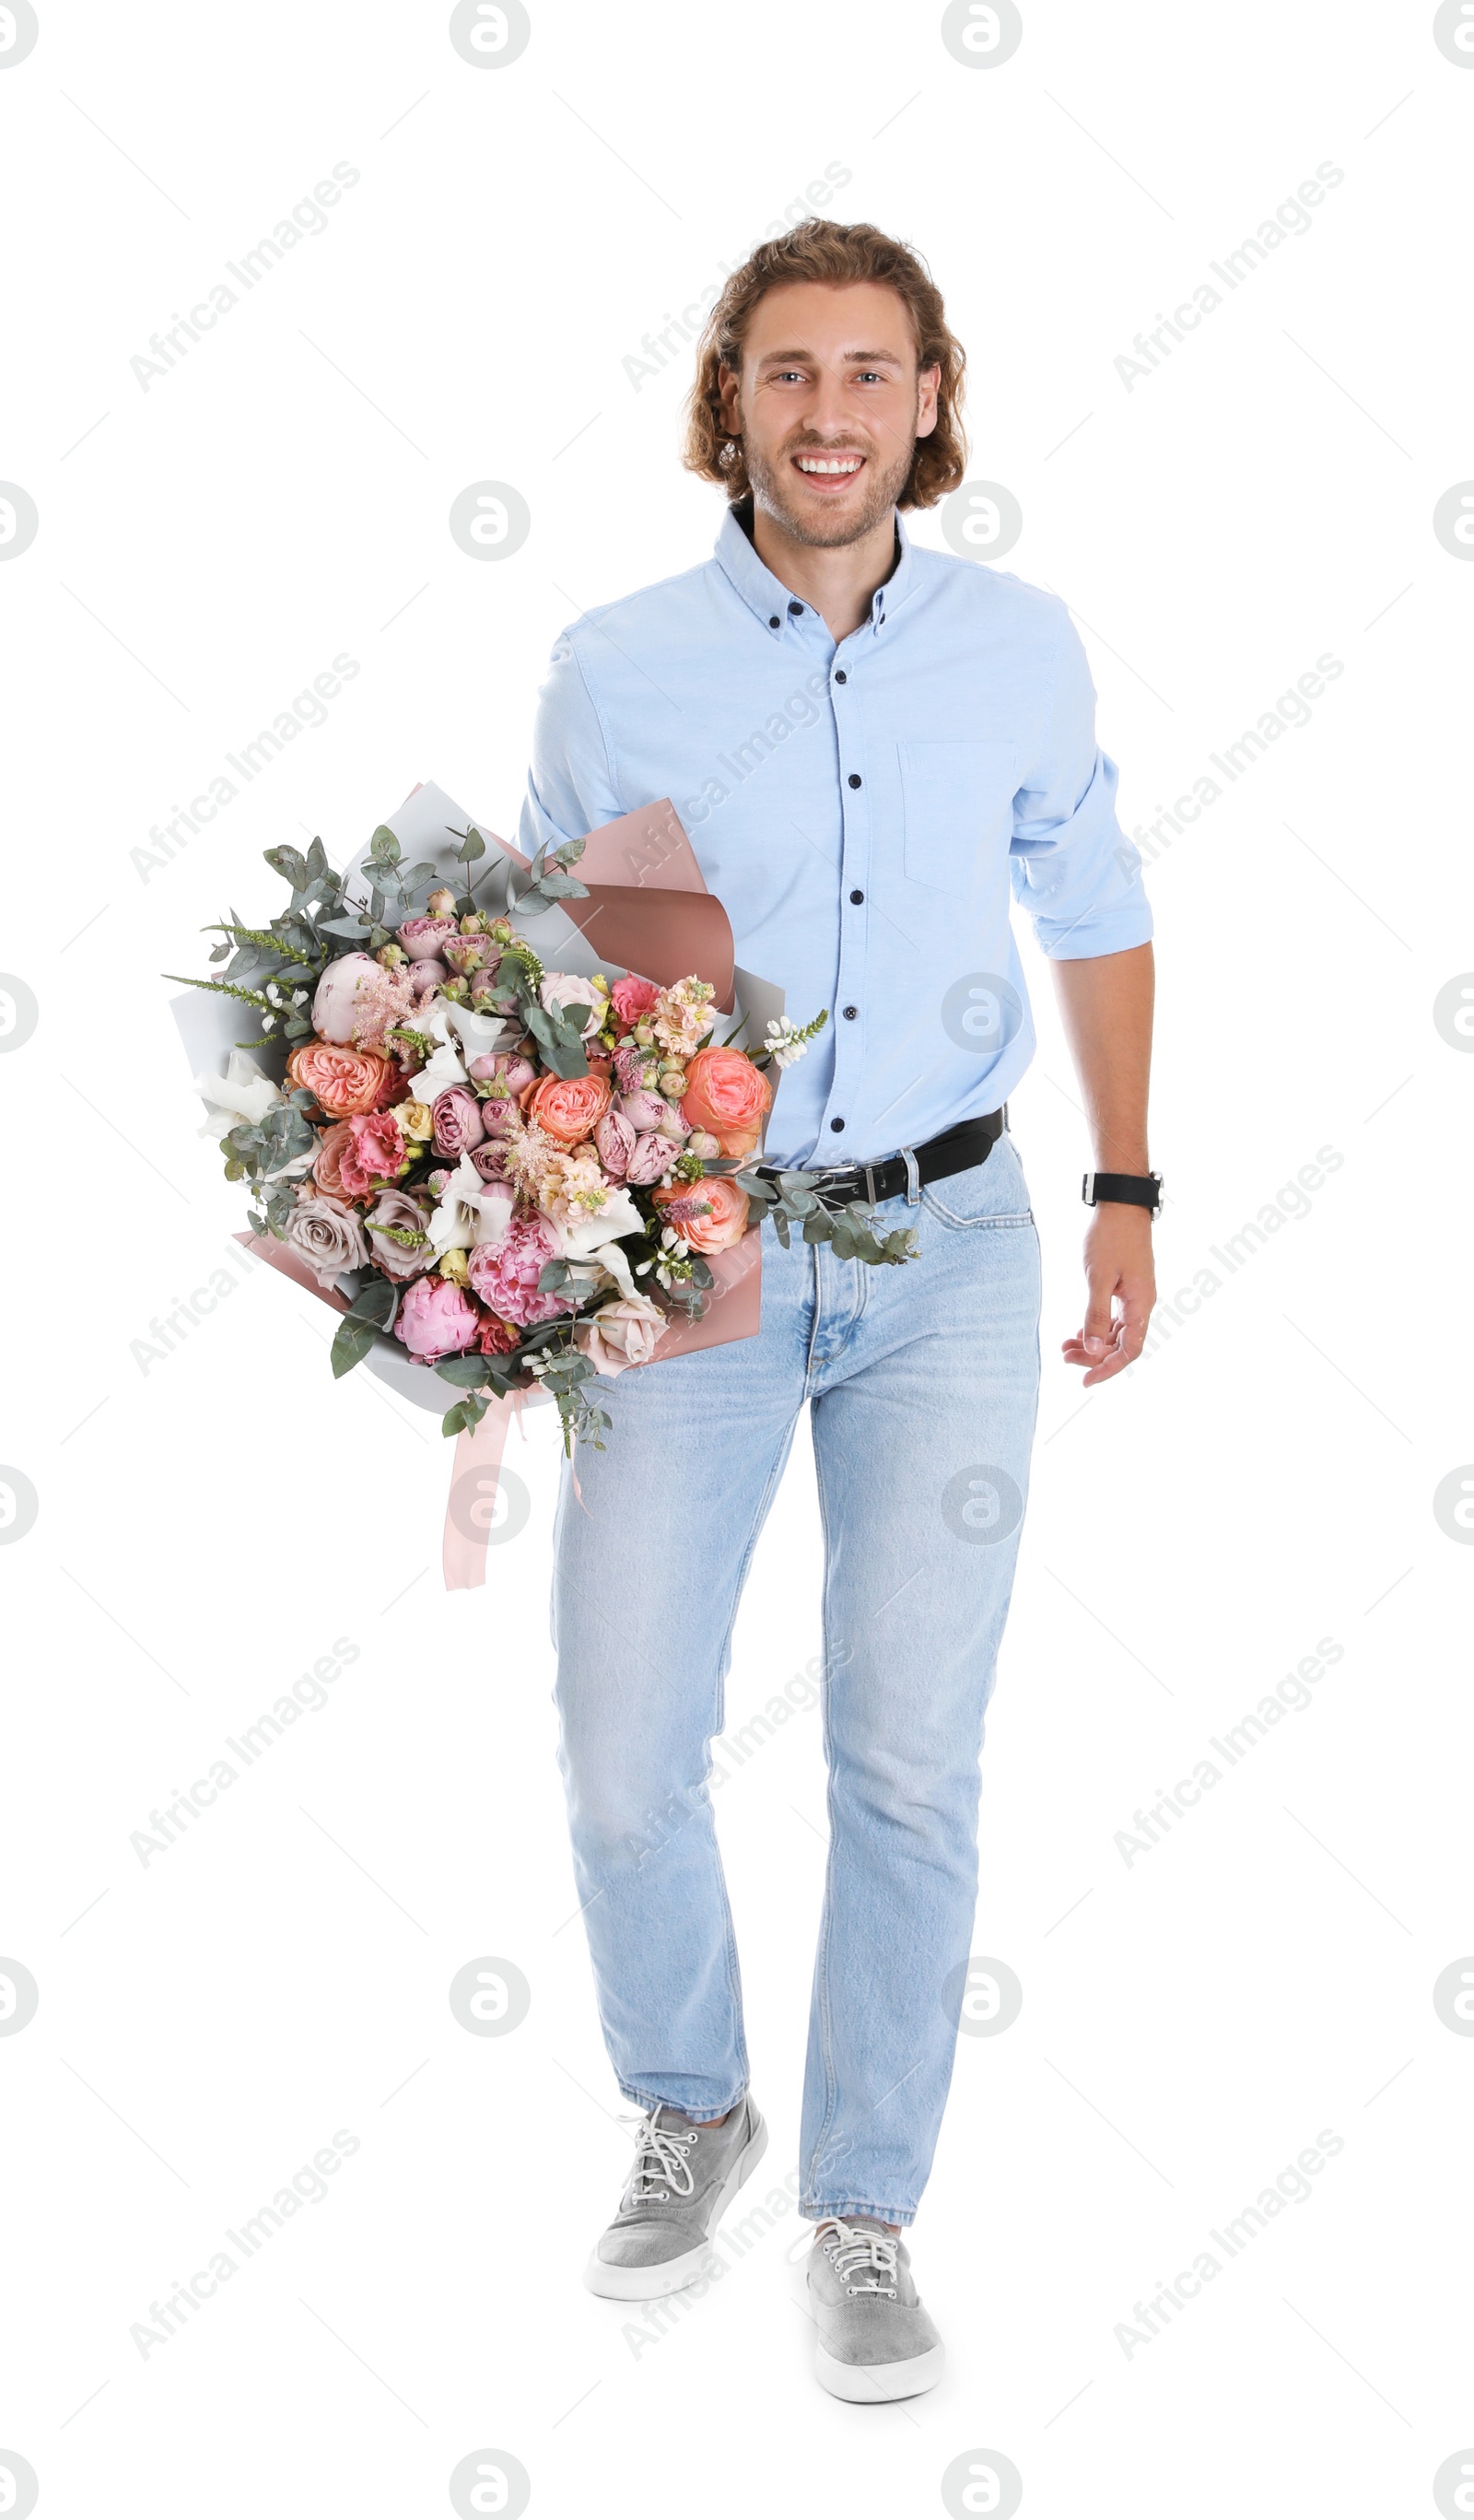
top-left (652, 1173), bottom-right (750, 1254)
top-left (393, 1274), bottom-right (482, 1361)
top-left (594, 1108), bottom-right (636, 1178)
top-left (432, 1086), bottom-right (485, 1157)
top-left (397, 915), bottom-right (461, 963)
top-left (625, 1131), bottom-right (678, 1186)
top-left (470, 1139), bottom-right (511, 1181)
top-left (338, 1110), bottom-right (405, 1198)
top-left (576, 1292), bottom-right (667, 1377)
top-left (539, 972), bottom-right (607, 1037)
top-left (465, 1212), bottom-right (571, 1328)
top-left (365, 1188), bottom-right (435, 1279)
top-left (311, 953), bottom-right (380, 1046)
top-left (610, 974), bottom-right (660, 1029)
top-left (408, 958), bottom-right (448, 1002)
top-left (444, 934), bottom-right (497, 978)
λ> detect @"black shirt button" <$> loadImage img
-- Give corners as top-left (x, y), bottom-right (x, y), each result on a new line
top-left (847, 773), bottom-right (861, 789)
top-left (834, 670), bottom-right (848, 684)
top-left (842, 1004), bottom-right (858, 1020)
top-left (849, 888), bottom-right (864, 904)
top-left (830, 1117), bottom-right (845, 1133)
top-left (788, 600), bottom-right (803, 615)
top-left (767, 615), bottom-right (779, 628)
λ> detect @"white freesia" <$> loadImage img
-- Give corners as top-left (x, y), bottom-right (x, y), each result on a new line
top-left (427, 1155), bottom-right (513, 1257)
top-left (193, 1049), bottom-right (281, 1138)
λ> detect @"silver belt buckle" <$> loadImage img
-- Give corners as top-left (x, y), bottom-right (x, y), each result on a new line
top-left (862, 1163), bottom-right (877, 1206)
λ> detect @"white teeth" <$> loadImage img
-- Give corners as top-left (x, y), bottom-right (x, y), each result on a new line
top-left (797, 457), bottom-right (862, 474)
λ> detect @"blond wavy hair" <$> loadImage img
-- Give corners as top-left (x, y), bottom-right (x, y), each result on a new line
top-left (682, 219), bottom-right (968, 512)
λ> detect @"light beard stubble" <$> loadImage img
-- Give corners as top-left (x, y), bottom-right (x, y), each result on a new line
top-left (742, 426), bottom-right (917, 549)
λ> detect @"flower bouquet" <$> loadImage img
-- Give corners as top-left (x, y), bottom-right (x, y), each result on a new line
top-left (170, 788), bottom-right (916, 1457)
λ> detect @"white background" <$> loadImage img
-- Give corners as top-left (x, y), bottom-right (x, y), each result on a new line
top-left (1, 2), bottom-right (1471, 2514)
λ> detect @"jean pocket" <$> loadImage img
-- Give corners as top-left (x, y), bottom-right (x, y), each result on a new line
top-left (899, 737), bottom-right (1016, 896)
top-left (920, 1137), bottom-right (1034, 1229)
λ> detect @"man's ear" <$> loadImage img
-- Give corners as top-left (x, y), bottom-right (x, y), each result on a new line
top-left (717, 359), bottom-right (742, 434)
top-left (915, 360), bottom-right (942, 441)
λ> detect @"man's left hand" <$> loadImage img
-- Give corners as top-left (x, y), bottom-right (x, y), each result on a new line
top-left (1060, 1206), bottom-right (1156, 1386)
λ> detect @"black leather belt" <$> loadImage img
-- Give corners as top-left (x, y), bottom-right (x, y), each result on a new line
top-left (757, 1108), bottom-right (1005, 1207)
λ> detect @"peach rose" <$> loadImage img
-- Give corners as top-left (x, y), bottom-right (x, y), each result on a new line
top-left (679, 1047), bottom-right (771, 1158)
top-left (524, 1068), bottom-right (613, 1147)
top-left (286, 1040), bottom-right (393, 1119)
top-left (651, 1173), bottom-right (750, 1255)
top-left (311, 1119), bottom-right (356, 1205)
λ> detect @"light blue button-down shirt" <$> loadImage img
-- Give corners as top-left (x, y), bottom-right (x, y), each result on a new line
top-left (519, 499), bottom-right (1152, 1169)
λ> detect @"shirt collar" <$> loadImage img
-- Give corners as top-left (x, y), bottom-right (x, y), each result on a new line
top-left (713, 496), bottom-right (917, 639)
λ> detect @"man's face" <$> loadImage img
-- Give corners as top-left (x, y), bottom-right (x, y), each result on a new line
top-left (718, 281), bottom-right (940, 549)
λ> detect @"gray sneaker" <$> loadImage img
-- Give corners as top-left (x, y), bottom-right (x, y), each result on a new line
top-left (584, 2095), bottom-right (768, 2300)
top-left (803, 2217), bottom-right (945, 2401)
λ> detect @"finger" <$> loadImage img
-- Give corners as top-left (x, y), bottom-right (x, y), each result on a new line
top-left (1080, 1275), bottom-right (1119, 1362)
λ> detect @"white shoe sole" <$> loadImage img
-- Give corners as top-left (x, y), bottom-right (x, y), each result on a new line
top-left (813, 2339), bottom-right (945, 2402)
top-left (791, 2253), bottom-right (945, 2400)
top-left (583, 2108), bottom-right (769, 2301)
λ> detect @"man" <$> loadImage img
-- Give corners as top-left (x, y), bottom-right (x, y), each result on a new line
top-left (519, 219), bottom-right (1157, 2401)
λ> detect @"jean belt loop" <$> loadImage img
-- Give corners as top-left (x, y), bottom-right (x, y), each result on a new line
top-left (902, 1144), bottom-right (921, 1206)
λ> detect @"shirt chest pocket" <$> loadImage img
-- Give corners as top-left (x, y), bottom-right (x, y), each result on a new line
top-left (897, 738), bottom-right (1017, 896)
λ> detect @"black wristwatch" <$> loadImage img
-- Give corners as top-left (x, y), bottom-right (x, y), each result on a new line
top-left (1082, 1170), bottom-right (1163, 1217)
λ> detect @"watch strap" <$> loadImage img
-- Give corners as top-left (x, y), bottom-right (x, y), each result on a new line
top-left (1082, 1170), bottom-right (1162, 1214)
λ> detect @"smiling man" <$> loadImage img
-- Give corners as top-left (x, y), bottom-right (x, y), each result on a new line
top-left (521, 220), bottom-right (1158, 2402)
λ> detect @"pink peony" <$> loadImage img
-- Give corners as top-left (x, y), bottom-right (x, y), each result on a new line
top-left (465, 1211), bottom-right (570, 1328)
top-left (471, 1052), bottom-right (536, 1134)
top-left (408, 958), bottom-right (448, 1002)
top-left (610, 974), bottom-right (660, 1029)
top-left (470, 1138), bottom-right (511, 1181)
top-left (432, 1086), bottom-right (485, 1157)
top-left (397, 915), bottom-right (461, 962)
top-left (625, 1131), bottom-right (678, 1185)
top-left (338, 1110), bottom-right (405, 1198)
top-left (594, 1108), bottom-right (636, 1178)
top-left (311, 953), bottom-right (380, 1045)
top-left (393, 1274), bottom-right (481, 1361)
top-left (619, 1089), bottom-right (673, 1135)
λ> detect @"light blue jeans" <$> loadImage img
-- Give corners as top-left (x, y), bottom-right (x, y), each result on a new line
top-left (551, 1131), bottom-right (1042, 2226)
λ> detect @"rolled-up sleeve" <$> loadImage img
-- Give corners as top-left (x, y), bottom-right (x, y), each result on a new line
top-left (1009, 602), bottom-right (1153, 960)
top-left (516, 628), bottom-right (626, 861)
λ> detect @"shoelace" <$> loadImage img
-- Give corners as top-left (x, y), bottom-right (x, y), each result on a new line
top-left (813, 2216), bottom-right (899, 2299)
top-left (620, 2109), bottom-right (700, 2207)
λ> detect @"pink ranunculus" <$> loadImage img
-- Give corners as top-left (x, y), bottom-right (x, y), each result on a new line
top-left (464, 1211), bottom-right (570, 1328)
top-left (393, 1274), bottom-right (482, 1361)
top-left (609, 974), bottom-right (660, 1029)
top-left (625, 1131), bottom-right (679, 1186)
top-left (338, 1110), bottom-right (405, 1198)
top-left (431, 1085), bottom-right (485, 1157)
top-left (619, 1089), bottom-right (673, 1135)
top-left (311, 953), bottom-right (380, 1045)
top-left (594, 1108), bottom-right (636, 1179)
top-left (408, 958), bottom-right (448, 1002)
top-left (397, 915), bottom-right (461, 963)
